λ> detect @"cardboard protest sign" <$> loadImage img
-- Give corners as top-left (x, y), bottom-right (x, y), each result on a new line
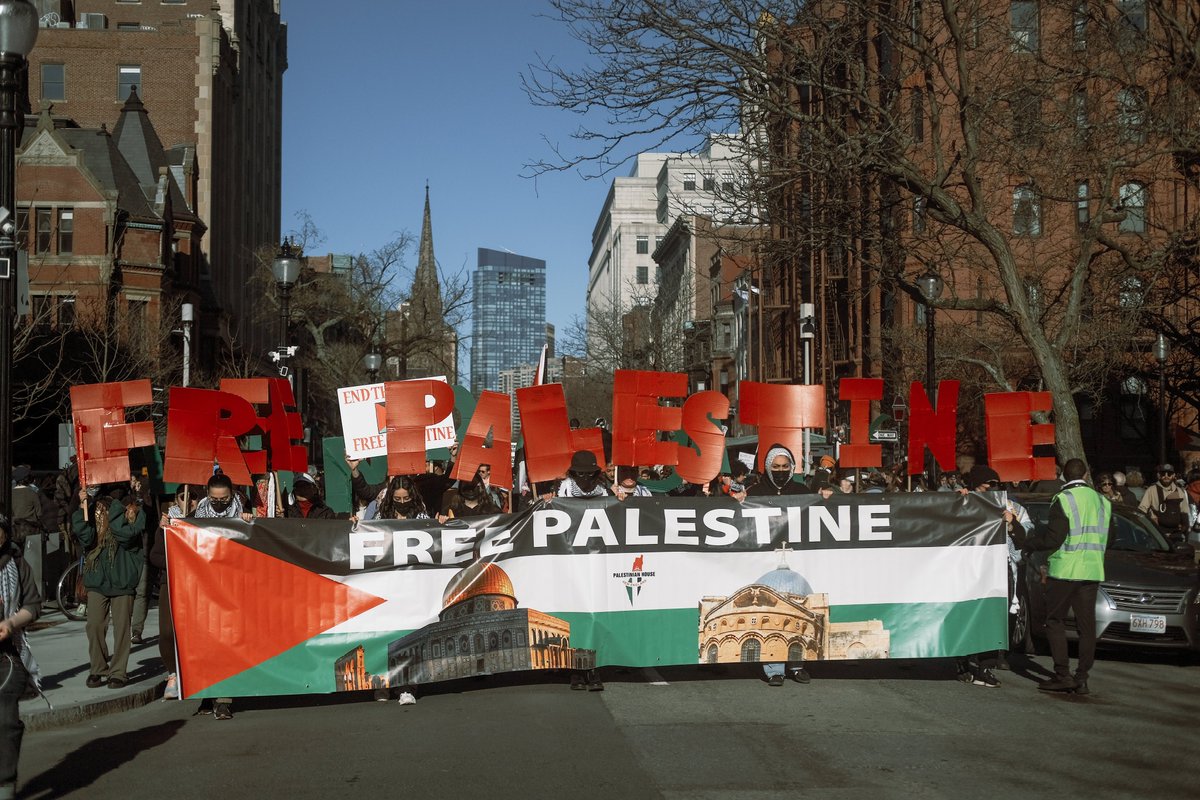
top-left (163, 387), bottom-right (263, 486)
top-left (69, 380), bottom-right (156, 486)
top-left (739, 382), bottom-right (826, 470)
top-left (451, 390), bottom-right (513, 488)
top-left (339, 377), bottom-right (457, 460)
top-left (385, 379), bottom-right (457, 476)
top-left (907, 380), bottom-right (959, 475)
top-left (984, 392), bottom-right (1057, 483)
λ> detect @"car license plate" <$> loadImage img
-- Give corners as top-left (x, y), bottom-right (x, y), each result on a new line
top-left (1130, 614), bottom-right (1167, 634)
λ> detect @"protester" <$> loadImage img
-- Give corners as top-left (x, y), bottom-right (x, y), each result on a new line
top-left (813, 478), bottom-right (835, 500)
top-left (1095, 472), bottom-right (1122, 505)
top-left (556, 451), bottom-right (611, 498)
top-left (1125, 468), bottom-right (1147, 502)
top-left (283, 473), bottom-right (338, 519)
top-left (1111, 471), bottom-right (1137, 506)
top-left (614, 468), bottom-right (651, 501)
top-left (1138, 463), bottom-right (1189, 539)
top-left (837, 474), bottom-right (854, 494)
top-left (747, 446), bottom-right (807, 496)
top-left (1023, 458), bottom-right (1114, 695)
top-left (372, 476), bottom-right (431, 521)
top-left (194, 474), bottom-right (253, 521)
top-left (440, 473), bottom-right (501, 520)
top-left (127, 473), bottom-right (155, 646)
top-left (0, 517), bottom-right (41, 800)
top-left (9, 467), bottom-right (41, 556)
top-left (151, 486), bottom-right (197, 700)
top-left (72, 487), bottom-right (145, 690)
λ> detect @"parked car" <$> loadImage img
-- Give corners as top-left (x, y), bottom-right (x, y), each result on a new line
top-left (1013, 494), bottom-right (1200, 652)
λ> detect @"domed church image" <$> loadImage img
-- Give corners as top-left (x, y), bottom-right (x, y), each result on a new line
top-left (385, 560), bottom-right (596, 686)
top-left (698, 548), bottom-right (890, 663)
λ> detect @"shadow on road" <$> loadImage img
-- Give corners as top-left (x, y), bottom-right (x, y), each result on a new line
top-left (20, 719), bottom-right (185, 799)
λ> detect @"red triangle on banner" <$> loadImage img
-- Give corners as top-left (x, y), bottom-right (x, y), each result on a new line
top-left (375, 402), bottom-right (387, 435)
top-left (167, 522), bottom-right (386, 696)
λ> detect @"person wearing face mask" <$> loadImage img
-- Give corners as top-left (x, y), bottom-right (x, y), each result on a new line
top-left (747, 446), bottom-right (809, 496)
top-left (556, 451), bottom-right (611, 498)
top-left (193, 474), bottom-right (253, 521)
top-left (373, 476), bottom-right (430, 521)
top-left (439, 472), bottom-right (501, 520)
top-left (283, 474), bottom-right (337, 520)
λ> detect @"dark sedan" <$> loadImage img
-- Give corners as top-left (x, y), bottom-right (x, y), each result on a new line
top-left (1013, 494), bottom-right (1200, 652)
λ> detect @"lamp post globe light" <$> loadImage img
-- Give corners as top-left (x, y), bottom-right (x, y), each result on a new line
top-left (1153, 333), bottom-right (1171, 465)
top-left (916, 270), bottom-right (944, 488)
top-left (0, 0), bottom-right (38, 517)
top-left (362, 352), bottom-right (382, 383)
top-left (271, 238), bottom-right (302, 376)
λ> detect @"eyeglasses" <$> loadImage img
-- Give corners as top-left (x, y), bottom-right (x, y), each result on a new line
top-left (1099, 482), bottom-right (1113, 487)
top-left (1159, 471), bottom-right (1175, 477)
top-left (477, 467), bottom-right (491, 474)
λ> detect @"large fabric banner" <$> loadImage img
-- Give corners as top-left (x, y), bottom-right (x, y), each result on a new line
top-left (166, 493), bottom-right (1009, 699)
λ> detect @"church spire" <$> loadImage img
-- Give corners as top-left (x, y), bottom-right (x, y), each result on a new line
top-left (411, 183), bottom-right (443, 320)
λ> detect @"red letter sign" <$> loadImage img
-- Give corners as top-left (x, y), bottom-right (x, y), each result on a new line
top-left (515, 383), bottom-right (605, 483)
top-left (452, 391), bottom-right (513, 489)
top-left (838, 378), bottom-right (883, 468)
top-left (739, 382), bottom-right (826, 470)
top-left (907, 381), bottom-right (959, 475)
top-left (220, 378), bottom-right (308, 474)
top-left (677, 390), bottom-right (730, 484)
top-left (611, 370), bottom-right (687, 467)
top-left (163, 388), bottom-right (263, 485)
top-left (384, 379), bottom-right (457, 476)
top-left (70, 381), bottom-right (156, 486)
top-left (984, 391), bottom-right (1057, 483)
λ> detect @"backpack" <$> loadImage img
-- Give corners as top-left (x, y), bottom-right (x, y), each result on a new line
top-left (1152, 484), bottom-right (1185, 531)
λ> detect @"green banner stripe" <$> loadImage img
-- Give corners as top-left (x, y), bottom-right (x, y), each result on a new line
top-left (190, 598), bottom-right (1006, 698)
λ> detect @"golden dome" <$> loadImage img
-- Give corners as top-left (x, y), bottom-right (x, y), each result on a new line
top-left (442, 561), bottom-right (516, 609)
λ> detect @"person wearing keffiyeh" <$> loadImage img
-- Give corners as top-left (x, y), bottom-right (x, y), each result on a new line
top-left (0, 517), bottom-right (41, 800)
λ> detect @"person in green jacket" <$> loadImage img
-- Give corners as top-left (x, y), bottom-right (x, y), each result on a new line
top-left (71, 488), bottom-right (146, 689)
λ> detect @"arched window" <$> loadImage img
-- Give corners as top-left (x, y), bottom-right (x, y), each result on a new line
top-left (460, 635), bottom-right (470, 654)
top-left (474, 634), bottom-right (483, 654)
top-left (740, 638), bottom-right (761, 662)
top-left (788, 643), bottom-right (805, 662)
top-left (1118, 181), bottom-right (1147, 233)
top-left (488, 632), bottom-right (499, 651)
top-left (446, 637), bottom-right (455, 656)
top-left (706, 644), bottom-right (719, 664)
top-left (502, 630), bottom-right (512, 647)
top-left (1013, 184), bottom-right (1040, 236)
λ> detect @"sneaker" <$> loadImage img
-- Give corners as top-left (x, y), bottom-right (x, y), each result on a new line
top-left (163, 674), bottom-right (179, 700)
top-left (1038, 675), bottom-right (1078, 693)
top-left (955, 668), bottom-right (973, 684)
top-left (108, 677), bottom-right (128, 689)
top-left (766, 674), bottom-right (784, 687)
top-left (971, 668), bottom-right (1000, 688)
top-left (213, 701), bottom-right (234, 720)
top-left (587, 677), bottom-right (604, 692)
top-left (569, 673), bottom-right (586, 691)
top-left (85, 674), bottom-right (104, 688)
top-left (397, 692), bottom-right (417, 705)
top-left (790, 667), bottom-right (812, 684)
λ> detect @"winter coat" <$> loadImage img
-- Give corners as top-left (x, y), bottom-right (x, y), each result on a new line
top-left (71, 499), bottom-right (145, 597)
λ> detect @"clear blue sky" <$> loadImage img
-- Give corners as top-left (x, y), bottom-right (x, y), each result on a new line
top-left (279, 1), bottom-right (605, 348)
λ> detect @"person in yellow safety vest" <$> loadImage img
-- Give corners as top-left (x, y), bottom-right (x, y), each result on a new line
top-left (1022, 458), bottom-right (1116, 696)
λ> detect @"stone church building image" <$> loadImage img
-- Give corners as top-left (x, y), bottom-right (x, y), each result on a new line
top-left (387, 561), bottom-right (595, 686)
top-left (699, 550), bottom-right (890, 663)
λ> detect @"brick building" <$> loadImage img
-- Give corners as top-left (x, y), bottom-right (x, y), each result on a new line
top-left (25, 0), bottom-right (287, 356)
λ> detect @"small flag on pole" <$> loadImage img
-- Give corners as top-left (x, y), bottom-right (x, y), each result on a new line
top-left (534, 344), bottom-right (549, 386)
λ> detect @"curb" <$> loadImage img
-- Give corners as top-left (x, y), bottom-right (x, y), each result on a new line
top-left (23, 680), bottom-right (164, 733)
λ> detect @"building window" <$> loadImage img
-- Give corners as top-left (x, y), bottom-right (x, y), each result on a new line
top-left (911, 87), bottom-right (924, 143)
top-left (35, 207), bottom-right (52, 253)
top-left (636, 235), bottom-right (649, 254)
top-left (702, 173), bottom-right (715, 190)
top-left (118, 65), bottom-right (141, 100)
top-left (1010, 1), bottom-right (1039, 52)
top-left (912, 196), bottom-right (927, 234)
top-left (1071, 89), bottom-right (1088, 138)
top-left (1012, 184), bottom-right (1040, 236)
top-left (460, 635), bottom-right (469, 654)
top-left (739, 639), bottom-right (761, 662)
top-left (1075, 181), bottom-right (1090, 229)
top-left (1117, 0), bottom-right (1147, 47)
top-left (1010, 91), bottom-right (1041, 145)
top-left (1116, 86), bottom-right (1147, 144)
top-left (488, 632), bottom-right (499, 651)
top-left (41, 64), bottom-right (65, 101)
top-left (636, 266), bottom-right (649, 285)
top-left (1119, 276), bottom-right (1144, 308)
top-left (682, 172), bottom-right (696, 191)
top-left (127, 298), bottom-right (148, 340)
top-left (58, 296), bottom-right (76, 328)
top-left (57, 209), bottom-right (73, 254)
top-left (116, 22), bottom-right (140, 31)
top-left (706, 644), bottom-right (718, 664)
top-left (721, 173), bottom-right (734, 192)
top-left (1118, 181), bottom-right (1147, 234)
top-left (788, 643), bottom-right (805, 661)
top-left (655, 265), bottom-right (662, 282)
top-left (1072, 1), bottom-right (1087, 50)
top-left (31, 295), bottom-right (52, 329)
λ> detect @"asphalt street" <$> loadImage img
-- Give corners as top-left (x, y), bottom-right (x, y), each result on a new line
top-left (20, 653), bottom-right (1199, 800)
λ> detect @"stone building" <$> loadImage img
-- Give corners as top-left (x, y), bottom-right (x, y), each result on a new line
top-left (26, 0), bottom-right (287, 355)
top-left (386, 560), bottom-right (595, 686)
top-left (333, 645), bottom-right (387, 693)
top-left (698, 553), bottom-right (890, 663)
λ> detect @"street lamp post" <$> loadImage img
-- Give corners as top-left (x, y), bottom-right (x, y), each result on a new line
top-left (916, 270), bottom-right (944, 489)
top-left (180, 302), bottom-right (193, 387)
top-left (0, 0), bottom-right (38, 516)
top-left (271, 238), bottom-right (302, 378)
top-left (1154, 333), bottom-right (1171, 466)
top-left (799, 302), bottom-right (816, 475)
top-left (362, 352), bottom-right (381, 384)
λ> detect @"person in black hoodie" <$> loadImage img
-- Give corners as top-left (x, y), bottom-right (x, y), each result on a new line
top-left (747, 445), bottom-right (810, 497)
top-left (283, 473), bottom-right (338, 520)
top-left (0, 518), bottom-right (41, 800)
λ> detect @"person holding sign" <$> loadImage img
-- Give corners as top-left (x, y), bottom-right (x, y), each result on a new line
top-left (71, 487), bottom-right (146, 690)
top-left (0, 517), bottom-right (42, 800)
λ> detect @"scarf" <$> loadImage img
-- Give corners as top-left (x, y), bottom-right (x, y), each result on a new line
top-left (194, 494), bottom-right (245, 518)
top-left (1, 556), bottom-right (41, 693)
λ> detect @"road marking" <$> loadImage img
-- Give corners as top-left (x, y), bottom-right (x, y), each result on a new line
top-left (643, 668), bottom-right (669, 686)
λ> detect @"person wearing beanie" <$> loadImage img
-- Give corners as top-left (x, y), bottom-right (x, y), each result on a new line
top-left (747, 446), bottom-right (808, 496)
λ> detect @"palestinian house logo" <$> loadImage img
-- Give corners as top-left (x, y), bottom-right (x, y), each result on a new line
top-left (613, 555), bottom-right (656, 605)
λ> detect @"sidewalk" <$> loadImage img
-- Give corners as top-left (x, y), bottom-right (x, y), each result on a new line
top-left (19, 605), bottom-right (168, 732)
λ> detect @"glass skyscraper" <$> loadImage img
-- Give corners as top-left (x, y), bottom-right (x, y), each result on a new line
top-left (470, 248), bottom-right (547, 395)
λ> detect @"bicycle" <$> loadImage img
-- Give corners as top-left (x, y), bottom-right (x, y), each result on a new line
top-left (55, 534), bottom-right (87, 622)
